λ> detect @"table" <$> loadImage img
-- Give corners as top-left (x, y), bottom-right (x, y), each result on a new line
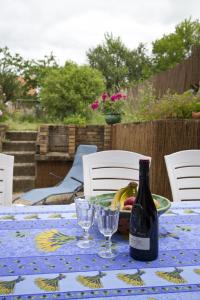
top-left (0, 202), bottom-right (200, 300)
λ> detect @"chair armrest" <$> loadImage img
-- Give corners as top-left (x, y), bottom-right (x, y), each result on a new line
top-left (70, 176), bottom-right (83, 184)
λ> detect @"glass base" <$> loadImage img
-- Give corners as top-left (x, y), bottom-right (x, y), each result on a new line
top-left (77, 238), bottom-right (94, 249)
top-left (98, 249), bottom-right (117, 258)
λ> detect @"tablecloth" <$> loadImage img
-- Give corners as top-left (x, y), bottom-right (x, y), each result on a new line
top-left (0, 201), bottom-right (200, 300)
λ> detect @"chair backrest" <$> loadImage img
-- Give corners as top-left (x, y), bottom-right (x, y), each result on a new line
top-left (61, 144), bottom-right (98, 185)
top-left (165, 150), bottom-right (200, 202)
top-left (83, 150), bottom-right (151, 196)
top-left (0, 153), bottom-right (14, 206)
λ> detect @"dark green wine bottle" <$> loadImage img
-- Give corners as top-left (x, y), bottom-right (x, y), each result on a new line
top-left (129, 159), bottom-right (158, 261)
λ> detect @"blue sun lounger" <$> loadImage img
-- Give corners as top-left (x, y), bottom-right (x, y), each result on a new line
top-left (17, 144), bottom-right (97, 205)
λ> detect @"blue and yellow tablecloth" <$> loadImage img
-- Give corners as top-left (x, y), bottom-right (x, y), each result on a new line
top-left (0, 201), bottom-right (200, 300)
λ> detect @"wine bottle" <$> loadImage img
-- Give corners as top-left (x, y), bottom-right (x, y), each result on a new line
top-left (129, 159), bottom-right (158, 261)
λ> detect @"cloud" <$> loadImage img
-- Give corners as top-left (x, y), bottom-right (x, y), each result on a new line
top-left (0, 0), bottom-right (199, 64)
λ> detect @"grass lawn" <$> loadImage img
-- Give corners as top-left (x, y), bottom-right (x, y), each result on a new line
top-left (2, 109), bottom-right (138, 131)
top-left (5, 119), bottom-right (41, 131)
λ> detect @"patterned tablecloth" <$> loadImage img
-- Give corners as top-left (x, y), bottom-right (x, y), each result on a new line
top-left (0, 201), bottom-right (200, 300)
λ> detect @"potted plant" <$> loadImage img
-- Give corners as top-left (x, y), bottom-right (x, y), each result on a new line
top-left (90, 92), bottom-right (127, 124)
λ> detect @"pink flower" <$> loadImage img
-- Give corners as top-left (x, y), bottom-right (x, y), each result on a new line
top-left (111, 94), bottom-right (117, 101)
top-left (110, 93), bottom-right (125, 101)
top-left (115, 93), bottom-right (127, 100)
top-left (101, 93), bottom-right (108, 101)
top-left (0, 110), bottom-right (3, 116)
top-left (116, 93), bottom-right (122, 100)
top-left (91, 100), bottom-right (99, 110)
top-left (90, 91), bottom-right (127, 114)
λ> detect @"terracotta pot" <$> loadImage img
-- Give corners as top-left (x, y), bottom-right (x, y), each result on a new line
top-left (192, 112), bottom-right (200, 119)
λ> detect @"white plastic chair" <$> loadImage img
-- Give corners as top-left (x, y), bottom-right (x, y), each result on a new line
top-left (83, 150), bottom-right (151, 196)
top-left (165, 150), bottom-right (200, 202)
top-left (0, 153), bottom-right (14, 206)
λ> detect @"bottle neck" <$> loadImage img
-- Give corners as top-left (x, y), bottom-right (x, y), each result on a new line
top-left (131, 160), bottom-right (156, 222)
top-left (139, 168), bottom-right (150, 188)
top-left (136, 160), bottom-right (152, 205)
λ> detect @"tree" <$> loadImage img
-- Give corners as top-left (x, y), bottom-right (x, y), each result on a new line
top-left (0, 46), bottom-right (60, 104)
top-left (0, 47), bottom-right (24, 103)
top-left (87, 33), bottom-right (128, 91)
top-left (22, 53), bottom-right (58, 97)
top-left (125, 43), bottom-right (153, 85)
top-left (152, 18), bottom-right (200, 73)
top-left (40, 62), bottom-right (105, 119)
top-left (87, 33), bottom-right (151, 92)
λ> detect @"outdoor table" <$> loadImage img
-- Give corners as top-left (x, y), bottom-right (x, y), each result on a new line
top-left (0, 201), bottom-right (200, 299)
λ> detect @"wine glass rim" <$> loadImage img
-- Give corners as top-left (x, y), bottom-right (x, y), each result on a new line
top-left (75, 197), bottom-right (94, 207)
top-left (75, 196), bottom-right (90, 201)
top-left (96, 201), bottom-right (120, 211)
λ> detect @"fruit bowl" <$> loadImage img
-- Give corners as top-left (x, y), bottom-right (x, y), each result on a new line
top-left (90, 193), bottom-right (171, 235)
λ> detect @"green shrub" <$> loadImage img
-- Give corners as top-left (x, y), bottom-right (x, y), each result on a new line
top-left (63, 114), bottom-right (86, 125)
top-left (135, 83), bottom-right (200, 120)
top-left (40, 62), bottom-right (105, 120)
top-left (0, 103), bottom-right (8, 122)
top-left (87, 110), bottom-right (105, 124)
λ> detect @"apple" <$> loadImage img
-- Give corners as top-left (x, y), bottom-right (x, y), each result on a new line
top-left (124, 196), bottom-right (136, 206)
top-left (123, 205), bottom-right (132, 211)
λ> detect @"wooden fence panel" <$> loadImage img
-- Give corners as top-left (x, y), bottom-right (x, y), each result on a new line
top-left (111, 120), bottom-right (200, 200)
top-left (128, 46), bottom-right (200, 107)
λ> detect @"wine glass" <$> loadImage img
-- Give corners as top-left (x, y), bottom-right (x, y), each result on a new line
top-left (75, 197), bottom-right (95, 248)
top-left (96, 200), bottom-right (120, 258)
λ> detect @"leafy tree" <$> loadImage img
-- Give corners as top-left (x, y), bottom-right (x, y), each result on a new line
top-left (87, 33), bottom-right (128, 91)
top-left (152, 18), bottom-right (200, 73)
top-left (125, 43), bottom-right (153, 84)
top-left (0, 47), bottom-right (24, 103)
top-left (22, 53), bottom-right (58, 97)
top-left (0, 46), bottom-right (59, 104)
top-left (40, 62), bottom-right (105, 119)
top-left (87, 33), bottom-right (151, 92)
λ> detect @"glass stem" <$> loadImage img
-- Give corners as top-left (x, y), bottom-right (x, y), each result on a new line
top-left (105, 236), bottom-right (112, 253)
top-left (83, 229), bottom-right (89, 241)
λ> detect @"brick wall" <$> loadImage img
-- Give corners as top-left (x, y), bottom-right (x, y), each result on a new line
top-left (37, 124), bottom-right (112, 156)
top-left (35, 124), bottom-right (112, 187)
top-left (75, 125), bottom-right (111, 151)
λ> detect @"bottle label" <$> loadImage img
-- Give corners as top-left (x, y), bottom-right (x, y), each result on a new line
top-left (129, 234), bottom-right (150, 250)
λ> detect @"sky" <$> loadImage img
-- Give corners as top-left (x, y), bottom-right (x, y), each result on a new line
top-left (0, 0), bottom-right (199, 65)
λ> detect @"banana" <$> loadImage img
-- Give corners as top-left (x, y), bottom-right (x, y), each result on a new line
top-left (111, 182), bottom-right (138, 210)
top-left (111, 186), bottom-right (127, 208)
top-left (119, 182), bottom-right (138, 209)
